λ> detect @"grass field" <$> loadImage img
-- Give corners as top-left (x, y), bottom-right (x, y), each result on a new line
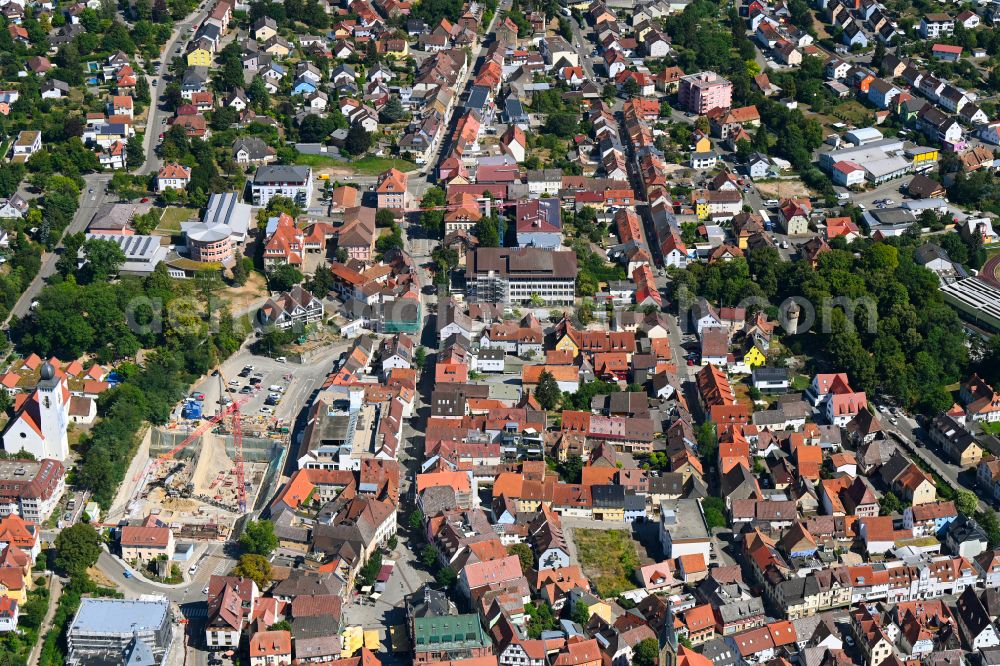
top-left (573, 528), bottom-right (640, 598)
top-left (157, 206), bottom-right (195, 232)
top-left (349, 156), bottom-right (419, 175)
top-left (295, 153), bottom-right (419, 175)
top-left (791, 374), bottom-right (811, 391)
top-left (830, 100), bottom-right (874, 127)
top-left (294, 153), bottom-right (346, 168)
top-left (983, 421), bottom-right (1000, 436)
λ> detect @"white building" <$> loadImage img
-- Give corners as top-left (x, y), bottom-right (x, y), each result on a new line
top-left (156, 163), bottom-right (192, 192)
top-left (1, 362), bottom-right (70, 461)
top-left (251, 165), bottom-right (314, 207)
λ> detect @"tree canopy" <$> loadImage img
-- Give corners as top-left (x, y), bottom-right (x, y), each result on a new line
top-left (240, 519), bottom-right (279, 555)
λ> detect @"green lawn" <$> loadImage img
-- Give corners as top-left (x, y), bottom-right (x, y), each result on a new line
top-left (349, 156), bottom-right (419, 175)
top-left (294, 153), bottom-right (346, 168)
top-left (157, 206), bottom-right (195, 232)
top-left (791, 374), bottom-right (811, 391)
top-left (573, 529), bottom-right (640, 598)
top-left (294, 153), bottom-right (419, 175)
top-left (830, 100), bottom-right (874, 127)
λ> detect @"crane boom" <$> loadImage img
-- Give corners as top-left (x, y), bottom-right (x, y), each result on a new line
top-left (130, 395), bottom-right (249, 495)
top-left (232, 400), bottom-right (247, 513)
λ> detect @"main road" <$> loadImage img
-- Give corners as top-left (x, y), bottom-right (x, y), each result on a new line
top-left (2, 172), bottom-right (113, 326)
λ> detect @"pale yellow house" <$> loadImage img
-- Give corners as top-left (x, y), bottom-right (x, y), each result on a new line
top-left (187, 48), bottom-right (212, 67)
top-left (121, 517), bottom-right (175, 565)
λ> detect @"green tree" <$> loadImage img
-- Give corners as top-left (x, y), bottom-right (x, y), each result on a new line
top-left (376, 208), bottom-right (396, 228)
top-left (435, 566), bottom-right (456, 588)
top-left (420, 187), bottom-right (446, 237)
top-left (420, 544), bottom-right (440, 568)
top-left (880, 491), bottom-right (902, 516)
top-left (535, 370), bottom-right (561, 410)
top-left (299, 114), bottom-right (335, 142)
top-left (80, 238), bottom-right (126, 283)
top-left (572, 600), bottom-right (591, 626)
top-left (358, 551), bottom-right (383, 586)
top-left (345, 122), bottom-right (372, 155)
top-left (507, 543), bottom-right (534, 572)
top-left (557, 455), bottom-right (584, 484)
top-left (268, 620), bottom-right (292, 632)
top-left (473, 215), bottom-right (500, 247)
top-left (634, 638), bottom-right (659, 666)
top-left (414, 346), bottom-right (427, 370)
top-left (232, 251), bottom-right (249, 286)
top-left (956, 490), bottom-right (978, 516)
top-left (704, 504), bottom-right (727, 529)
top-left (695, 421), bottom-right (717, 459)
top-left (127, 134), bottom-right (145, 169)
top-left (248, 76), bottom-right (270, 110)
top-left (54, 523), bottom-right (102, 577)
top-left (525, 601), bottom-right (558, 638)
top-left (979, 509), bottom-right (1000, 548)
top-left (240, 519), bottom-right (279, 555)
top-left (408, 508), bottom-right (424, 531)
top-left (544, 112), bottom-right (579, 138)
top-left (379, 97), bottom-right (406, 123)
top-left (306, 264), bottom-right (335, 296)
top-left (268, 264), bottom-right (304, 292)
top-left (232, 553), bottom-right (272, 588)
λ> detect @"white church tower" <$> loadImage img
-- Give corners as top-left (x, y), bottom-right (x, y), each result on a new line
top-left (2, 361), bottom-right (70, 460)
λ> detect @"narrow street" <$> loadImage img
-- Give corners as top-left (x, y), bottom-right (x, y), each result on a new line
top-left (138, 2), bottom-right (213, 175)
top-left (28, 576), bottom-right (62, 666)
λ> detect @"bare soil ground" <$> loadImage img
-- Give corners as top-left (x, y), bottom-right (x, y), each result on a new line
top-left (755, 179), bottom-right (814, 200)
top-left (191, 433), bottom-right (235, 497)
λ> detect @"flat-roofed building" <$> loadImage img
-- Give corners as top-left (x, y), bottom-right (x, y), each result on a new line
top-left (941, 275), bottom-right (1000, 333)
top-left (466, 247), bottom-right (577, 305)
top-left (78, 234), bottom-right (168, 276)
top-left (251, 165), bottom-right (313, 207)
top-left (67, 597), bottom-right (172, 666)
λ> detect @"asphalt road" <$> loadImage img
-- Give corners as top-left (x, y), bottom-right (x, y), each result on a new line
top-left (96, 543), bottom-right (233, 606)
top-left (139, 2), bottom-right (212, 175)
top-left (3, 172), bottom-right (112, 326)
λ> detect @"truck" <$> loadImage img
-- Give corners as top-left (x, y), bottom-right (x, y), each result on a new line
top-left (182, 400), bottom-right (203, 419)
top-left (758, 210), bottom-right (773, 231)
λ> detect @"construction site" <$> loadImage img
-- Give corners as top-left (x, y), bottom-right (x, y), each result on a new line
top-left (119, 413), bottom-right (289, 539)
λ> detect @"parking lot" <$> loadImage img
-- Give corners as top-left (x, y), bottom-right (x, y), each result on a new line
top-left (180, 347), bottom-right (348, 424)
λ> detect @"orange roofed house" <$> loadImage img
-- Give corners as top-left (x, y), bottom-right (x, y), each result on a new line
top-left (262, 213), bottom-right (304, 268)
top-left (120, 514), bottom-right (175, 564)
top-left (376, 168), bottom-right (410, 212)
top-left (249, 630), bottom-right (291, 666)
